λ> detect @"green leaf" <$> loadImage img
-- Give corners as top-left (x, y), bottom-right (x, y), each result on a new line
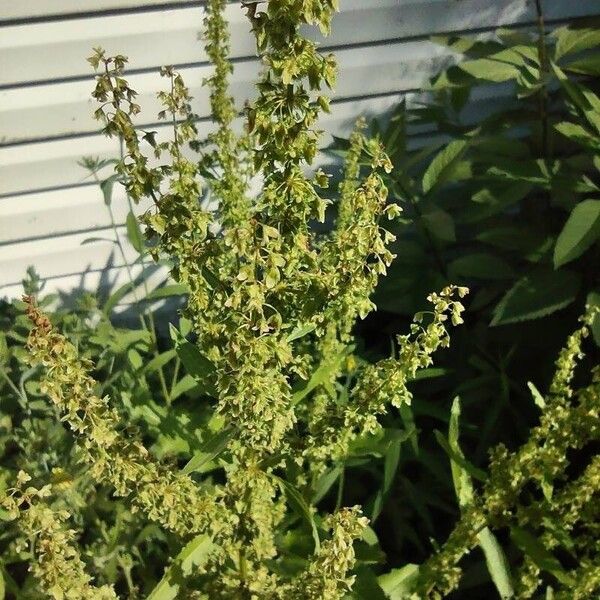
top-left (491, 269), bottom-right (581, 326)
top-left (352, 568), bottom-right (388, 600)
top-left (127, 348), bottom-right (143, 370)
top-left (102, 282), bottom-right (135, 316)
top-left (291, 348), bottom-right (348, 404)
top-left (142, 349), bottom-right (177, 375)
top-left (146, 534), bottom-right (214, 600)
top-left (0, 333), bottom-right (8, 365)
top-left (169, 327), bottom-right (218, 398)
top-left (551, 62), bottom-right (600, 135)
top-left (553, 200), bottom-right (600, 267)
top-left (563, 54), bottom-right (600, 76)
top-left (145, 284), bottom-right (190, 301)
top-left (169, 374), bottom-right (198, 402)
top-left (554, 26), bottom-right (600, 60)
top-left (126, 211), bottom-right (144, 253)
top-left (422, 138), bottom-right (469, 194)
top-left (510, 527), bottom-right (574, 586)
top-left (176, 342), bottom-right (216, 382)
top-left (554, 122), bottom-right (600, 150)
top-left (448, 253), bottom-right (514, 280)
top-left (527, 381), bottom-right (546, 409)
top-left (312, 466), bottom-right (342, 504)
top-left (447, 398), bottom-right (514, 598)
top-left (81, 237), bottom-right (117, 245)
top-left (286, 322), bottom-right (317, 342)
top-left (0, 565), bottom-right (5, 600)
top-left (459, 58), bottom-right (520, 82)
top-left (410, 367), bottom-right (448, 381)
top-left (421, 208), bottom-right (456, 242)
top-left (181, 426), bottom-right (235, 475)
top-left (378, 564), bottom-right (420, 599)
top-left (448, 397), bottom-right (474, 508)
top-left (478, 528), bottom-right (515, 600)
top-left (434, 429), bottom-right (487, 482)
top-left (271, 475), bottom-right (320, 553)
top-left (476, 225), bottom-right (547, 253)
top-left (383, 437), bottom-right (401, 495)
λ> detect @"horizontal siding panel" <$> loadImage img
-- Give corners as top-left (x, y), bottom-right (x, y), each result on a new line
top-left (0, 1), bottom-right (198, 22)
top-left (3, 84), bottom-right (508, 198)
top-left (0, 226), bottom-right (139, 284)
top-left (1, 40), bottom-right (453, 144)
top-left (0, 94), bottom-right (402, 196)
top-left (4, 0), bottom-right (600, 88)
top-left (0, 187), bottom-right (153, 244)
top-left (0, 135), bottom-right (118, 196)
top-left (0, 128), bottom-right (453, 292)
top-left (1, 0), bottom-right (529, 87)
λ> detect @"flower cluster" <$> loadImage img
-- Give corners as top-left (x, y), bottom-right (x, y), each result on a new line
top-left (416, 307), bottom-right (600, 599)
top-left (2, 473), bottom-right (117, 600)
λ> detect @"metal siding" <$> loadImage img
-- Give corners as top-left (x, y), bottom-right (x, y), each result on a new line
top-left (1, 0), bottom-right (599, 299)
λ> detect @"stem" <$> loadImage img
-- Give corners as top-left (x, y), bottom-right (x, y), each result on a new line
top-left (93, 163), bottom-right (170, 405)
top-left (238, 549), bottom-right (248, 597)
top-left (335, 466), bottom-right (345, 511)
top-left (0, 368), bottom-right (27, 409)
top-left (535, 0), bottom-right (550, 159)
top-left (170, 357), bottom-right (181, 397)
top-left (409, 195), bottom-right (448, 278)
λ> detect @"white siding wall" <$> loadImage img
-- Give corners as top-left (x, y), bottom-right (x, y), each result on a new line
top-left (1, 0), bottom-right (599, 300)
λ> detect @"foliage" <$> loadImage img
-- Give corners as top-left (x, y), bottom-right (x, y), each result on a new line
top-left (1, 1), bottom-right (461, 597)
top-left (327, 10), bottom-right (600, 599)
top-left (1, 3), bottom-right (599, 600)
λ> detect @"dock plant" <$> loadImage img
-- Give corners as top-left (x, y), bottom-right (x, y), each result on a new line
top-left (0, 1), bottom-right (465, 597)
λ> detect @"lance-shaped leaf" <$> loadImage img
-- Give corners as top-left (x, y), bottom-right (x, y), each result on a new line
top-left (146, 534), bottom-right (214, 600)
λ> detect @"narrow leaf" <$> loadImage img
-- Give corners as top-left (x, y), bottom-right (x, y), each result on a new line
top-left (181, 427), bottom-right (235, 475)
top-left (145, 284), bottom-right (190, 301)
top-left (434, 429), bottom-right (487, 482)
top-left (511, 527), bottom-right (574, 586)
top-left (286, 322), bottom-right (317, 342)
top-left (448, 253), bottom-right (514, 280)
top-left (146, 535), bottom-right (214, 600)
top-left (378, 564), bottom-right (420, 599)
top-left (312, 466), bottom-right (342, 504)
top-left (81, 237), bottom-right (117, 245)
top-left (169, 374), bottom-right (198, 402)
top-left (422, 208), bottom-right (456, 242)
top-left (491, 270), bottom-right (580, 326)
top-left (176, 342), bottom-right (216, 381)
top-left (553, 199), bottom-right (600, 267)
top-left (143, 349), bottom-right (177, 375)
top-left (291, 349), bottom-right (347, 404)
top-left (448, 398), bottom-right (514, 598)
top-left (478, 528), bottom-right (515, 599)
top-left (422, 138), bottom-right (469, 194)
top-left (448, 397), bottom-right (474, 508)
top-left (587, 291), bottom-right (600, 346)
top-left (554, 26), bottom-right (600, 60)
top-left (100, 174), bottom-right (119, 206)
top-left (102, 282), bottom-right (135, 316)
top-left (527, 382), bottom-right (546, 409)
top-left (272, 475), bottom-right (320, 553)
